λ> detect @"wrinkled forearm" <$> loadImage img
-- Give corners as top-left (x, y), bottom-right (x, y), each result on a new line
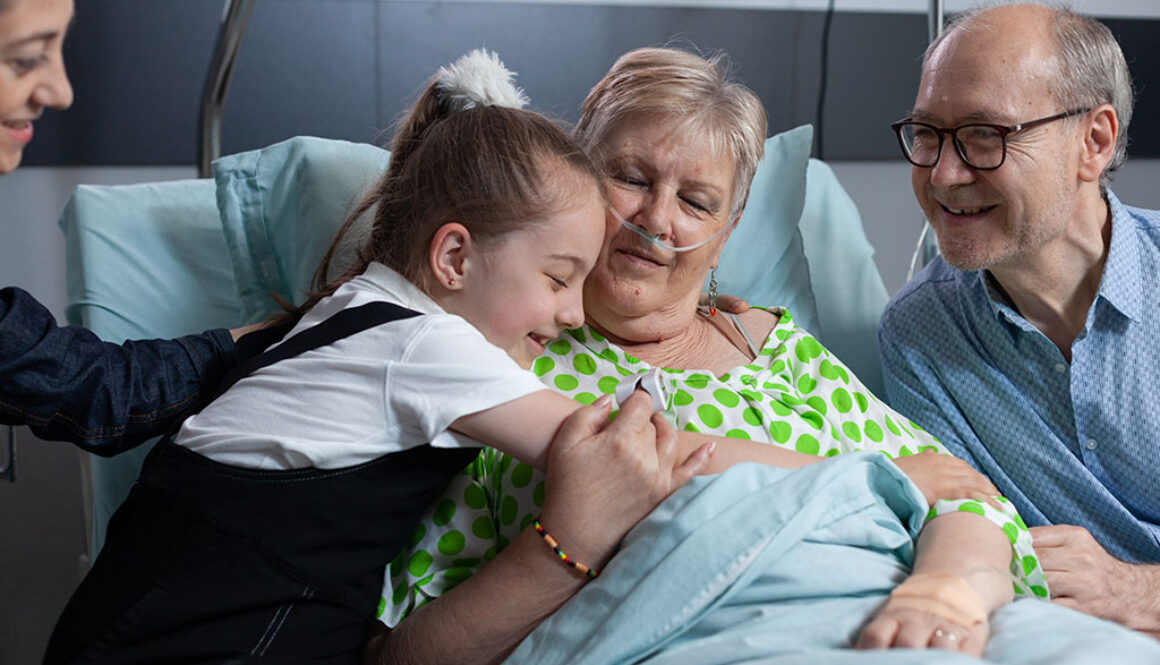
top-left (368, 527), bottom-right (590, 665)
top-left (0, 287), bottom-right (237, 452)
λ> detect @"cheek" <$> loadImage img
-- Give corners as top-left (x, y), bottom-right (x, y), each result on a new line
top-left (911, 169), bottom-right (930, 198)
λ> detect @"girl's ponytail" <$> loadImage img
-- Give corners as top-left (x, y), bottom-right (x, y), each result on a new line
top-left (275, 50), bottom-right (599, 325)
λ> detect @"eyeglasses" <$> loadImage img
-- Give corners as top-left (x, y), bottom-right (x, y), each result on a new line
top-left (891, 108), bottom-right (1090, 170)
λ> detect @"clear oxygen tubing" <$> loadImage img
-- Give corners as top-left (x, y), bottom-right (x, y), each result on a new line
top-left (608, 206), bottom-right (732, 253)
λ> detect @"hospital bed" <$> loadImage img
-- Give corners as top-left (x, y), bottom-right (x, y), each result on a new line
top-left (53, 0), bottom-right (947, 561)
top-left (60, 124), bottom-right (888, 556)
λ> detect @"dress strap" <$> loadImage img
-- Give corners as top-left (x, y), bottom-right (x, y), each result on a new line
top-left (725, 312), bottom-right (761, 358)
top-left (208, 302), bottom-right (420, 404)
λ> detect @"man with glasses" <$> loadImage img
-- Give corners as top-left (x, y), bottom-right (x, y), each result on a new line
top-left (878, 3), bottom-right (1160, 636)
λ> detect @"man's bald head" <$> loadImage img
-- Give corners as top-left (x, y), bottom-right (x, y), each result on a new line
top-left (923, 4), bottom-right (1133, 190)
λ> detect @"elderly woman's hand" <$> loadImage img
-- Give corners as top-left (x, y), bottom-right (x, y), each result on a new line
top-left (856, 599), bottom-right (990, 657)
top-left (892, 451), bottom-right (1001, 508)
top-left (538, 390), bottom-right (714, 569)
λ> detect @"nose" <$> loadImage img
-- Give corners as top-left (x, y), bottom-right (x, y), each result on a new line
top-left (629, 188), bottom-right (678, 241)
top-left (557, 287), bottom-right (585, 331)
top-left (32, 57), bottom-right (74, 111)
top-left (927, 141), bottom-right (975, 187)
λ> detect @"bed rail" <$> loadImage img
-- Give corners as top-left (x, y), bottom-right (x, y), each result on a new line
top-left (198, 0), bottom-right (255, 178)
top-left (2, 425), bottom-right (14, 482)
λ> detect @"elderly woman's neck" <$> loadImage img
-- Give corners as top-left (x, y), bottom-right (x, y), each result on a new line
top-left (586, 305), bottom-right (723, 370)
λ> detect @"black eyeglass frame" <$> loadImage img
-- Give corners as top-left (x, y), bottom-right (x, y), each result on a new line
top-left (890, 107), bottom-right (1091, 171)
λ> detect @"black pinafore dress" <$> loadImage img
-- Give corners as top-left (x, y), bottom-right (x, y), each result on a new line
top-left (44, 303), bottom-right (480, 664)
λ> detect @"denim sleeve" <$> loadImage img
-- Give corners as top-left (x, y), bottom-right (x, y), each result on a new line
top-left (0, 287), bottom-right (238, 454)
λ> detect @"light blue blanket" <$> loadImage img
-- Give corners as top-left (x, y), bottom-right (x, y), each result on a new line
top-left (505, 453), bottom-right (1160, 664)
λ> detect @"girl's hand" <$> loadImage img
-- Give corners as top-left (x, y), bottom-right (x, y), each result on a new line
top-left (892, 451), bottom-right (1001, 507)
top-left (537, 390), bottom-right (713, 570)
top-left (856, 602), bottom-right (989, 657)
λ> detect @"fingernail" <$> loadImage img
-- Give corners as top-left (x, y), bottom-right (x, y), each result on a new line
top-left (595, 394), bottom-right (613, 408)
top-left (707, 441), bottom-right (717, 456)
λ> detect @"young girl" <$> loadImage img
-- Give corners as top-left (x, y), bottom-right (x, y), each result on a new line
top-left (43, 49), bottom-right (727, 665)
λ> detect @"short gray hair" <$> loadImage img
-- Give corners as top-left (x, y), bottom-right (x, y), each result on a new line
top-left (926, 4), bottom-right (1134, 192)
top-left (574, 47), bottom-right (767, 217)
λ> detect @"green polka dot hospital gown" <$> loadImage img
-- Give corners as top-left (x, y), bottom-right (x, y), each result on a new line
top-left (380, 309), bottom-right (1048, 624)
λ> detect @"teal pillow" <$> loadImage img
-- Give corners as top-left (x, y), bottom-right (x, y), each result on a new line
top-left (213, 136), bottom-right (390, 322)
top-left (215, 130), bottom-right (821, 332)
top-left (715, 124), bottom-right (818, 335)
top-left (716, 125), bottom-right (889, 395)
top-left (213, 128), bottom-right (886, 410)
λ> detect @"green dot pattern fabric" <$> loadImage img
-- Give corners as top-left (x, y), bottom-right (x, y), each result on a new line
top-left (379, 309), bottom-right (1047, 625)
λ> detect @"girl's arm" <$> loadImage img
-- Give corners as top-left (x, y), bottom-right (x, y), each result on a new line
top-left (453, 390), bottom-right (1000, 501)
top-left (368, 391), bottom-right (712, 665)
top-left (856, 511), bottom-right (1015, 657)
top-left (452, 388), bottom-right (817, 472)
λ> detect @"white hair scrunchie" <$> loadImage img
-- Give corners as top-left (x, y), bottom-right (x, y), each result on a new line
top-left (436, 49), bottom-right (529, 111)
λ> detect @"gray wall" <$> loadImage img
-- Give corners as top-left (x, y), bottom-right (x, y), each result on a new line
top-left (22, 2), bottom-right (1160, 166)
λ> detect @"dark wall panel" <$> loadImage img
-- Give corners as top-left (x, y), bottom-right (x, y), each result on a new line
top-left (21, 2), bottom-right (1160, 166)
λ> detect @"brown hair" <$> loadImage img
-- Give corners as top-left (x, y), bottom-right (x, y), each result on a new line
top-left (574, 47), bottom-right (767, 217)
top-left (285, 71), bottom-right (603, 320)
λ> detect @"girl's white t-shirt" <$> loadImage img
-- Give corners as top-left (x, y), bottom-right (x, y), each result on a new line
top-left (174, 262), bottom-right (547, 470)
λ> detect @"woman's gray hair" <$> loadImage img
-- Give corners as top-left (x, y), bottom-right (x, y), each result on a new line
top-left (574, 47), bottom-right (767, 217)
top-left (926, 4), bottom-right (1134, 192)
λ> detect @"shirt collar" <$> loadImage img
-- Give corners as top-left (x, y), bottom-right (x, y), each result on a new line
top-left (355, 261), bottom-right (447, 315)
top-left (1098, 191), bottom-right (1142, 322)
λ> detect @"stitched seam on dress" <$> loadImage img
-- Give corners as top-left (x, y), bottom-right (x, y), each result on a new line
top-left (254, 587), bottom-right (314, 657)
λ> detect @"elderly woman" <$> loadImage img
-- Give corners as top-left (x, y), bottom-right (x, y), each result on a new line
top-left (366, 48), bottom-right (1058, 664)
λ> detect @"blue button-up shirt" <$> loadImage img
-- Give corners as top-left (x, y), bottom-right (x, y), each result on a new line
top-left (878, 192), bottom-right (1160, 563)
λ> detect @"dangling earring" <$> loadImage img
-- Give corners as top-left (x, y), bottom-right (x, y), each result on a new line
top-left (708, 268), bottom-right (718, 317)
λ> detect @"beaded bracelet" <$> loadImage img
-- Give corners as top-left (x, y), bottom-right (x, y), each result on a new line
top-left (532, 517), bottom-right (600, 579)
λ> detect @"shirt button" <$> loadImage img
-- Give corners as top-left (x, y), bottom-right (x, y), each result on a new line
top-left (1054, 362), bottom-right (1067, 373)
top-left (1084, 439), bottom-right (1098, 450)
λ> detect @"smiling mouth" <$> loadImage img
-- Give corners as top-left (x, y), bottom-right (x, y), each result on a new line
top-left (941, 203), bottom-right (997, 216)
top-left (616, 246), bottom-right (667, 267)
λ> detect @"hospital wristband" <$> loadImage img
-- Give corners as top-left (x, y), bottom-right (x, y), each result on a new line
top-left (888, 572), bottom-right (988, 626)
top-left (532, 517), bottom-right (600, 579)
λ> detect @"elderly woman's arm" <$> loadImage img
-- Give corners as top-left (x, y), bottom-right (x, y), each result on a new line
top-left (857, 511), bottom-right (1015, 657)
top-left (366, 391), bottom-right (713, 665)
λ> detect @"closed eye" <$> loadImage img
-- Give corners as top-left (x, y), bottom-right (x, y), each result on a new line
top-left (682, 197), bottom-right (712, 213)
top-left (9, 55), bottom-right (47, 75)
top-left (550, 276), bottom-right (568, 289)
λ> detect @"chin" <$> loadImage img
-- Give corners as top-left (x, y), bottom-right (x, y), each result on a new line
top-left (937, 238), bottom-right (1004, 272)
top-left (0, 150), bottom-right (21, 175)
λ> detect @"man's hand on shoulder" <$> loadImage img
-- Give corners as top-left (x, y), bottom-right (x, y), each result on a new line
top-left (1031, 525), bottom-right (1160, 638)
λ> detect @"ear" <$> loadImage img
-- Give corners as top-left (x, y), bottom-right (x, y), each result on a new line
top-left (709, 209), bottom-right (743, 268)
top-left (429, 223), bottom-right (473, 290)
top-left (1077, 104), bottom-right (1117, 184)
